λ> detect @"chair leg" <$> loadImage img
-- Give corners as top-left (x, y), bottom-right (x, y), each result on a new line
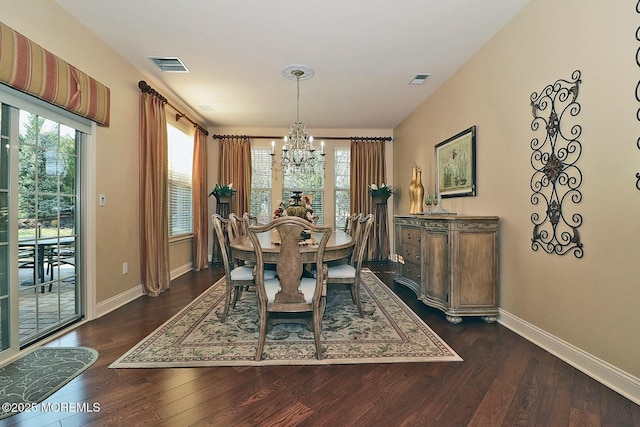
top-left (220, 280), bottom-right (232, 322)
top-left (353, 279), bottom-right (364, 318)
top-left (256, 306), bottom-right (267, 361)
top-left (232, 285), bottom-right (244, 308)
top-left (313, 298), bottom-right (326, 360)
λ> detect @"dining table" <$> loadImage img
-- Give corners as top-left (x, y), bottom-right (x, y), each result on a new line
top-left (230, 229), bottom-right (355, 264)
top-left (18, 236), bottom-right (75, 291)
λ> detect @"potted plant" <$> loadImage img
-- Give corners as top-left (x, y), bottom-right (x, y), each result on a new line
top-left (209, 183), bottom-right (236, 204)
top-left (369, 183), bottom-right (393, 204)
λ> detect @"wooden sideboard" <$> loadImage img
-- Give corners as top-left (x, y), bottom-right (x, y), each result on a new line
top-left (393, 215), bottom-right (499, 324)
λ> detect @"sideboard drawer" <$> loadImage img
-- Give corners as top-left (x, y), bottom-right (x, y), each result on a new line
top-left (402, 260), bottom-right (421, 284)
top-left (401, 242), bottom-right (421, 263)
top-left (401, 227), bottom-right (421, 245)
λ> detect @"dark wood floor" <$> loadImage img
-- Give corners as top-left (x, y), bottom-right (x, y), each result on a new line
top-left (3, 262), bottom-right (639, 427)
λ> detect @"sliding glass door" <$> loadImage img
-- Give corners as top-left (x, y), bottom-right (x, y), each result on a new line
top-left (17, 109), bottom-right (83, 346)
top-left (0, 90), bottom-right (87, 359)
top-left (0, 104), bottom-right (10, 353)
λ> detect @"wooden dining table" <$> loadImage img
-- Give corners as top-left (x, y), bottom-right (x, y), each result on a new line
top-left (230, 229), bottom-right (355, 264)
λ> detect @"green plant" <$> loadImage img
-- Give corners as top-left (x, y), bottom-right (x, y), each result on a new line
top-left (209, 183), bottom-right (236, 197)
top-left (369, 183), bottom-right (393, 197)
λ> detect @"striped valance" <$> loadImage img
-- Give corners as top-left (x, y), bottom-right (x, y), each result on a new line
top-left (0, 21), bottom-right (110, 126)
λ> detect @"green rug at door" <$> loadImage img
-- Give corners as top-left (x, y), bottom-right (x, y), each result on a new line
top-left (0, 346), bottom-right (98, 419)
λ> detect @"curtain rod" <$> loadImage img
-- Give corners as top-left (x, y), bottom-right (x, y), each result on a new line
top-left (212, 134), bottom-right (392, 142)
top-left (138, 81), bottom-right (209, 136)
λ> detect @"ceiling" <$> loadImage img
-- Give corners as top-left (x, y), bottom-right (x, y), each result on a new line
top-left (55, 0), bottom-right (530, 130)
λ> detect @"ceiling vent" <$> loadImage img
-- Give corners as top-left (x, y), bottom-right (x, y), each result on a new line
top-left (148, 57), bottom-right (190, 73)
top-left (409, 74), bottom-right (431, 85)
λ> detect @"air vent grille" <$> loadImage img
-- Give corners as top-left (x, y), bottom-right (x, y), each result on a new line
top-left (409, 74), bottom-right (431, 85)
top-left (148, 57), bottom-right (190, 73)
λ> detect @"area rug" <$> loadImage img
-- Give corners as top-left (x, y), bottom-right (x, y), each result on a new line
top-left (110, 269), bottom-right (461, 367)
top-left (0, 346), bottom-right (98, 419)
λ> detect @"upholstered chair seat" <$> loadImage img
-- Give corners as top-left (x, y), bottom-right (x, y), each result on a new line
top-left (326, 263), bottom-right (356, 279)
top-left (230, 265), bottom-right (275, 281)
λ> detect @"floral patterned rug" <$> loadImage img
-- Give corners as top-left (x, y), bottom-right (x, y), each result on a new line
top-left (109, 270), bottom-right (461, 367)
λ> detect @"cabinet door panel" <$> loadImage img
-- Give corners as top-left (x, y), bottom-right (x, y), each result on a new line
top-left (456, 231), bottom-right (496, 307)
top-left (425, 231), bottom-right (448, 303)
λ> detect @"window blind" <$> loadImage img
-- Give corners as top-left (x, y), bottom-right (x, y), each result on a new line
top-left (167, 125), bottom-right (193, 236)
top-left (250, 147), bottom-right (272, 224)
top-left (334, 148), bottom-right (351, 230)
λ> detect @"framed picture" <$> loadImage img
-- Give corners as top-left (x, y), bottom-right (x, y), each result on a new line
top-left (435, 126), bottom-right (477, 198)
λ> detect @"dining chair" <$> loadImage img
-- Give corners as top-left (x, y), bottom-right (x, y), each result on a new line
top-left (242, 212), bottom-right (259, 229)
top-left (212, 214), bottom-right (275, 322)
top-left (18, 247), bottom-right (52, 293)
top-left (46, 241), bottom-right (76, 282)
top-left (228, 213), bottom-right (245, 240)
top-left (230, 212), bottom-right (261, 242)
top-left (326, 213), bottom-right (374, 317)
top-left (247, 216), bottom-right (332, 361)
top-left (343, 213), bottom-right (361, 236)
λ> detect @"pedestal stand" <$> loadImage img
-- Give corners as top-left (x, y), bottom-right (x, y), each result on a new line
top-left (372, 200), bottom-right (389, 261)
top-left (211, 198), bottom-right (231, 264)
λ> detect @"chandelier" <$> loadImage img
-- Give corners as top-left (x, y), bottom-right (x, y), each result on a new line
top-left (271, 65), bottom-right (325, 172)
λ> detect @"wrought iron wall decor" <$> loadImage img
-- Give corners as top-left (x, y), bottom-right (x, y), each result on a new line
top-left (636, 0), bottom-right (640, 190)
top-left (529, 70), bottom-right (584, 258)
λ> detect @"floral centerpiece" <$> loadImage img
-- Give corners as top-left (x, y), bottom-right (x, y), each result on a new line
top-left (209, 183), bottom-right (236, 203)
top-left (369, 183), bottom-right (393, 203)
top-left (273, 194), bottom-right (315, 222)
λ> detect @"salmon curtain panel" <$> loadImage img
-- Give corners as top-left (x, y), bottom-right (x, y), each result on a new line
top-left (139, 91), bottom-right (171, 296)
top-left (0, 21), bottom-right (110, 126)
top-left (218, 136), bottom-right (252, 215)
top-left (350, 139), bottom-right (388, 261)
top-left (192, 127), bottom-right (209, 271)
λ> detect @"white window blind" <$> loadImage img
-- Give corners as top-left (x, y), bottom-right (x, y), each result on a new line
top-left (167, 124), bottom-right (193, 237)
top-left (250, 147), bottom-right (272, 224)
top-left (334, 148), bottom-right (351, 230)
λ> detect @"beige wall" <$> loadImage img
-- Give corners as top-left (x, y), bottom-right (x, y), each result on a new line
top-left (2, 0), bottom-right (204, 303)
top-left (394, 0), bottom-right (640, 378)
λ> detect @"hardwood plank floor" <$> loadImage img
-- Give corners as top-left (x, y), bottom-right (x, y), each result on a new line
top-left (2, 262), bottom-right (638, 427)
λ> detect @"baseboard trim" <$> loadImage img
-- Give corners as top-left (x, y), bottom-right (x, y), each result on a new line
top-left (96, 285), bottom-right (143, 318)
top-left (170, 262), bottom-right (193, 281)
top-left (95, 263), bottom-right (193, 318)
top-left (498, 308), bottom-right (640, 405)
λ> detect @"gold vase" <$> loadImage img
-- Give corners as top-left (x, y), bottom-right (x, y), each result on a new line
top-left (414, 169), bottom-right (424, 213)
top-left (409, 164), bottom-right (417, 213)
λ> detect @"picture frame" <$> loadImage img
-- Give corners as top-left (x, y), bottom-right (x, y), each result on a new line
top-left (435, 126), bottom-right (477, 198)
